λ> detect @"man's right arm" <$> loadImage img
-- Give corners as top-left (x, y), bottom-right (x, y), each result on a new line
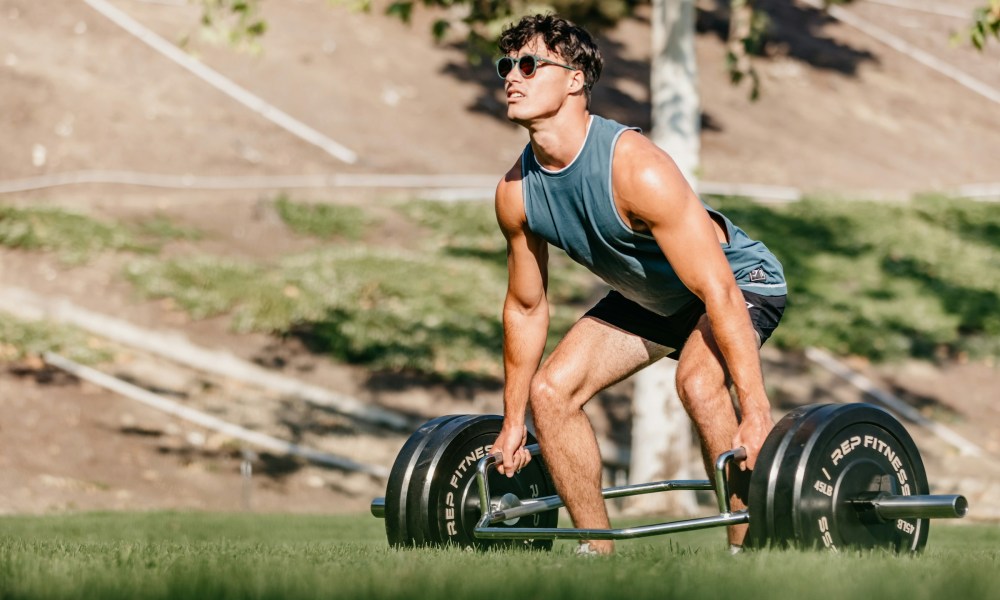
top-left (493, 161), bottom-right (549, 477)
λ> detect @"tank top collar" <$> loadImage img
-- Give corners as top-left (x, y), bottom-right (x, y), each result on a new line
top-left (531, 115), bottom-right (594, 176)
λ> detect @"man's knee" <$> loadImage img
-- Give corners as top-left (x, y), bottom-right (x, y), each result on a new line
top-left (528, 373), bottom-right (561, 423)
top-left (676, 364), bottom-right (726, 406)
top-left (529, 369), bottom-right (582, 424)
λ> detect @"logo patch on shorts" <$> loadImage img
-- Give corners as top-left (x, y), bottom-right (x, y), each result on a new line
top-left (749, 267), bottom-right (767, 283)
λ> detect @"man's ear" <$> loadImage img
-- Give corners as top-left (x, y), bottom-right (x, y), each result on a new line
top-left (569, 69), bottom-right (586, 94)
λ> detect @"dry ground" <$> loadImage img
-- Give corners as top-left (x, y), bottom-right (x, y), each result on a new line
top-left (1, 0), bottom-right (999, 523)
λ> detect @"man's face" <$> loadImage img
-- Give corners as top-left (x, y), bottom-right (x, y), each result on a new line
top-left (500, 37), bottom-right (579, 125)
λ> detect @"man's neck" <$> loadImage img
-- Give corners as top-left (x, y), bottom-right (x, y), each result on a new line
top-left (526, 110), bottom-right (592, 171)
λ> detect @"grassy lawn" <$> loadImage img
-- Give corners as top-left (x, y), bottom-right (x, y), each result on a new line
top-left (0, 206), bottom-right (197, 264)
top-left (713, 195), bottom-right (1000, 361)
top-left (0, 315), bottom-right (113, 365)
top-left (0, 512), bottom-right (996, 599)
top-left (128, 194), bottom-right (1000, 378)
top-left (3, 195), bottom-right (998, 379)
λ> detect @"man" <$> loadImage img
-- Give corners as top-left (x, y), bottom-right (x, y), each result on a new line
top-left (490, 14), bottom-right (787, 555)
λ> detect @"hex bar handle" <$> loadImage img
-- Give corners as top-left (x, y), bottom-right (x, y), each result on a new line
top-left (487, 479), bottom-right (716, 524)
top-left (475, 510), bottom-right (751, 541)
top-left (474, 444), bottom-right (746, 536)
top-left (369, 472), bottom-right (716, 523)
top-left (714, 447), bottom-right (746, 515)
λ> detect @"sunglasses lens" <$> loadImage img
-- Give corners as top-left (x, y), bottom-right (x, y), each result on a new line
top-left (519, 55), bottom-right (537, 77)
top-left (497, 57), bottom-right (514, 78)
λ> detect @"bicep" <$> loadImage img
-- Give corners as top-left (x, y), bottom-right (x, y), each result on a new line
top-left (648, 199), bottom-right (734, 302)
top-left (615, 139), bottom-right (735, 302)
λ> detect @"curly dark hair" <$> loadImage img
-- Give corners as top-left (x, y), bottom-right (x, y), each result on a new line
top-left (498, 14), bottom-right (603, 107)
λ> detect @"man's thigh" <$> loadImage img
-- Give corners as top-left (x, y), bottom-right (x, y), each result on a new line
top-left (538, 316), bottom-right (670, 406)
top-left (584, 291), bottom-right (703, 359)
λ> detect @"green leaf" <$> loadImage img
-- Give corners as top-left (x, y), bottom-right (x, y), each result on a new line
top-left (432, 19), bottom-right (450, 41)
top-left (386, 1), bottom-right (413, 24)
top-left (972, 28), bottom-right (985, 49)
top-left (247, 20), bottom-right (267, 36)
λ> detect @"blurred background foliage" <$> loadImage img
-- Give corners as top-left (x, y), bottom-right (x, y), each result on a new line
top-left (199, 1), bottom-right (1000, 69)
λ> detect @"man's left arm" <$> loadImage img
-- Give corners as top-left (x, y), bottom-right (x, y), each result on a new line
top-left (612, 132), bottom-right (772, 468)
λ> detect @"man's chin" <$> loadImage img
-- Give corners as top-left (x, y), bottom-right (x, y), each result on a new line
top-left (506, 108), bottom-right (530, 127)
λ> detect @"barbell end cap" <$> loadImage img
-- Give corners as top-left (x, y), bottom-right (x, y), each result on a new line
top-left (371, 496), bottom-right (386, 519)
top-left (955, 495), bottom-right (969, 518)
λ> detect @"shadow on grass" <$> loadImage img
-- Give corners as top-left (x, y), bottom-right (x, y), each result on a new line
top-left (711, 197), bottom-right (869, 299)
top-left (443, 246), bottom-right (507, 266)
top-left (881, 255), bottom-right (1000, 356)
top-left (913, 195), bottom-right (1000, 252)
top-left (716, 197), bottom-right (998, 362)
top-left (285, 307), bottom-right (506, 387)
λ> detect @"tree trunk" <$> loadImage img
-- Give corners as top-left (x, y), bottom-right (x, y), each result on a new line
top-left (650, 0), bottom-right (701, 185)
top-left (626, 0), bottom-right (700, 517)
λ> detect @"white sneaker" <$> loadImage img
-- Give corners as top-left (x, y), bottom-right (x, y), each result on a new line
top-left (575, 542), bottom-right (599, 556)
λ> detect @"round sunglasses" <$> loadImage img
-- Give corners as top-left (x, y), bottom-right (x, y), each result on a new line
top-left (495, 54), bottom-right (578, 79)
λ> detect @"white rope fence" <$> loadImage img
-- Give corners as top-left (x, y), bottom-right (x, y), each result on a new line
top-left (0, 171), bottom-right (497, 195)
top-left (82, 0), bottom-right (358, 164)
top-left (804, 347), bottom-right (984, 457)
top-left (1, 169), bottom-right (996, 201)
top-left (0, 286), bottom-right (416, 431)
top-left (43, 351), bottom-right (390, 478)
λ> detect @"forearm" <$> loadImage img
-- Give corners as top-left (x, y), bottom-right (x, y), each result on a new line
top-left (704, 285), bottom-right (771, 419)
top-left (501, 303), bottom-right (549, 426)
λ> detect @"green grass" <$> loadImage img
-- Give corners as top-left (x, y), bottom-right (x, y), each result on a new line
top-left (275, 195), bottom-right (372, 240)
top-left (712, 195), bottom-right (1000, 361)
top-left (126, 198), bottom-right (599, 381)
top-left (0, 312), bottom-right (114, 364)
top-left (124, 245), bottom-right (590, 380)
top-left (0, 206), bottom-right (205, 264)
top-left (132, 216), bottom-right (203, 242)
top-left (396, 198), bottom-right (507, 257)
top-left (0, 512), bottom-right (996, 599)
top-left (7, 195), bottom-right (999, 378)
top-left (0, 205), bottom-right (149, 264)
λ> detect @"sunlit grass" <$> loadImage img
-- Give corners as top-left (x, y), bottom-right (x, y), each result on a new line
top-left (274, 195), bottom-right (372, 240)
top-left (132, 215), bottom-right (203, 242)
top-left (0, 205), bottom-right (149, 263)
top-left (7, 195), bottom-right (998, 378)
top-left (125, 198), bottom-right (600, 380)
top-left (0, 206), bottom-right (205, 264)
top-left (0, 512), bottom-right (995, 600)
top-left (712, 195), bottom-right (1000, 360)
top-left (0, 311), bottom-right (114, 364)
top-left (124, 245), bottom-right (592, 380)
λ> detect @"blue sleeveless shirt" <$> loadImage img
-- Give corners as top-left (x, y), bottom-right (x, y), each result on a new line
top-left (520, 115), bottom-right (786, 317)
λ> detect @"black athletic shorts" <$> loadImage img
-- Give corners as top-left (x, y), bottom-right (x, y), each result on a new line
top-left (583, 290), bottom-right (786, 360)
